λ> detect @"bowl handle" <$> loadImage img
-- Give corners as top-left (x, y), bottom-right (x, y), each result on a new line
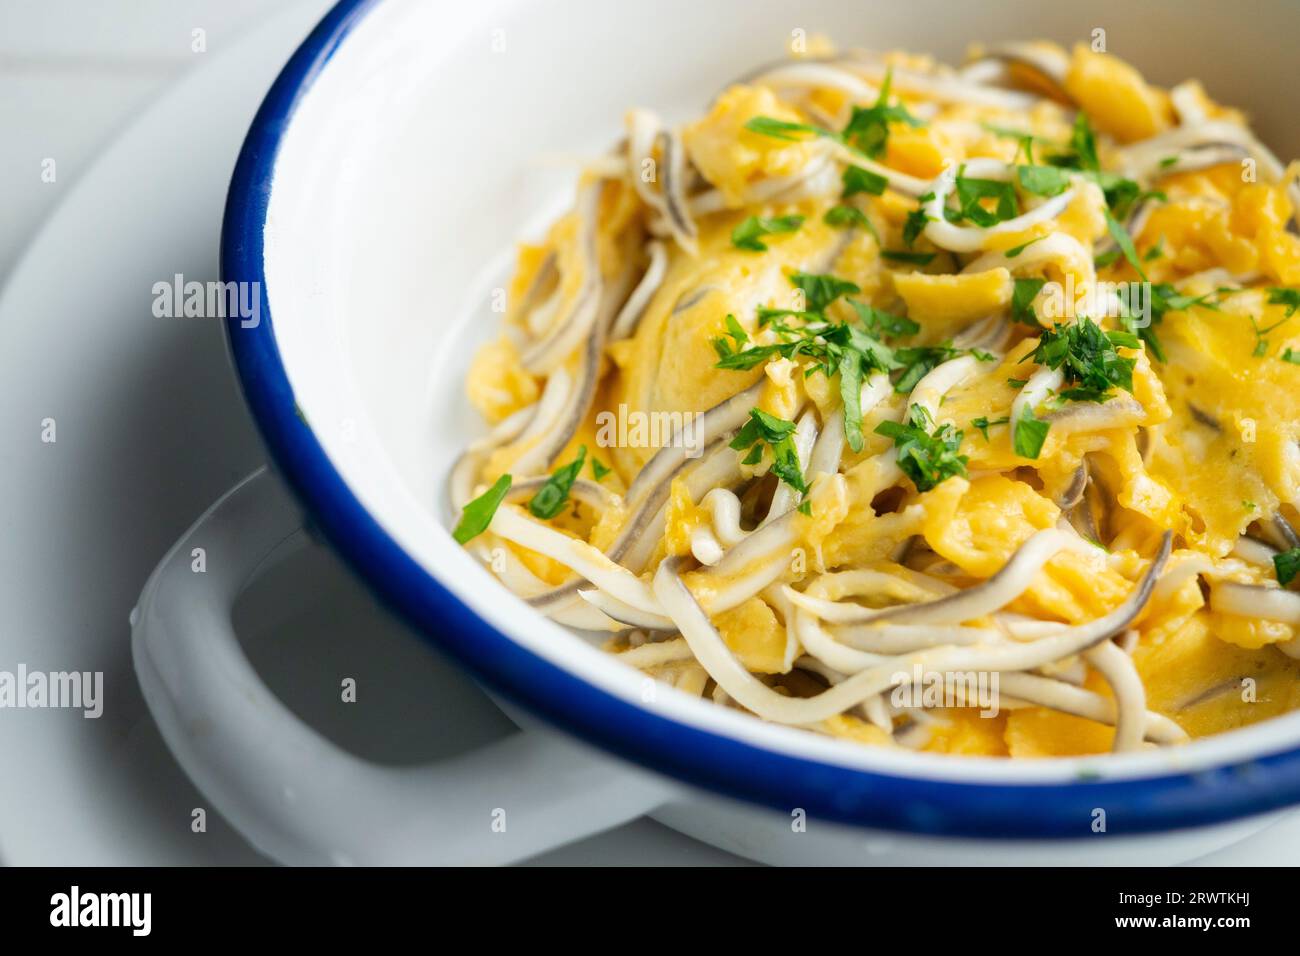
top-left (131, 468), bottom-right (672, 865)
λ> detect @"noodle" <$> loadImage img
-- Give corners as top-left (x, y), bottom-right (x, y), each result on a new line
top-left (452, 38), bottom-right (1300, 758)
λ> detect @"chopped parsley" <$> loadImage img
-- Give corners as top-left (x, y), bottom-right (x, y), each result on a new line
top-left (902, 194), bottom-right (933, 246)
top-left (824, 204), bottom-right (881, 245)
top-left (842, 165), bottom-right (888, 198)
top-left (1013, 407), bottom-right (1051, 459)
top-left (1103, 208), bottom-right (1146, 279)
top-left (981, 123), bottom-right (1055, 153)
top-left (590, 458), bottom-right (612, 481)
top-left (1044, 112), bottom-right (1154, 217)
top-left (1011, 277), bottom-right (1047, 326)
top-left (891, 343), bottom-right (966, 394)
top-left (1281, 348), bottom-right (1300, 365)
top-left (971, 415), bottom-right (1010, 440)
top-left (874, 405), bottom-right (968, 492)
top-left (838, 350), bottom-right (866, 453)
top-left (1066, 111), bottom-right (1100, 172)
top-left (1249, 314), bottom-right (1289, 358)
top-left (840, 67), bottom-right (924, 158)
top-left (731, 409), bottom-right (807, 493)
top-left (1117, 282), bottom-right (1225, 363)
top-left (528, 446), bottom-right (587, 519)
top-left (1276, 548), bottom-right (1300, 587)
top-left (882, 249), bottom-right (936, 265)
top-left (724, 312), bottom-right (749, 345)
top-left (453, 474), bottom-right (512, 544)
top-left (1005, 235), bottom-right (1047, 258)
top-left (1268, 287), bottom-right (1300, 318)
top-left (711, 313), bottom-right (751, 361)
top-left (712, 283), bottom-right (899, 452)
top-left (731, 214), bottom-right (804, 252)
top-left (1095, 176), bottom-right (1162, 220)
top-left (744, 68), bottom-right (923, 161)
top-left (1024, 316), bottom-right (1137, 403)
top-left (1017, 164), bottom-right (1072, 198)
top-left (742, 116), bottom-right (834, 142)
top-left (791, 271), bottom-right (861, 311)
top-left (850, 300), bottom-right (920, 339)
top-left (952, 167), bottom-right (1019, 226)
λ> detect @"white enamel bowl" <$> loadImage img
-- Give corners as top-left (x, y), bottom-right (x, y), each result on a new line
top-left (133, 0), bottom-right (1300, 865)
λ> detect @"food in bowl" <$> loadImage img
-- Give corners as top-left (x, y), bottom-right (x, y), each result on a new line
top-left (449, 39), bottom-right (1300, 757)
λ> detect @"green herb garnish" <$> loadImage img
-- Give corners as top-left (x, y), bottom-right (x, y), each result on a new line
top-left (882, 249), bottom-right (936, 265)
top-left (1249, 314), bottom-right (1289, 359)
top-left (1017, 165), bottom-right (1072, 198)
top-left (838, 350), bottom-right (866, 453)
top-left (971, 415), bottom-right (1010, 440)
top-left (840, 67), bottom-right (924, 158)
top-left (1011, 277), bottom-right (1047, 326)
top-left (824, 204), bottom-right (881, 245)
top-left (842, 165), bottom-right (888, 198)
top-left (1268, 287), bottom-right (1300, 318)
top-left (953, 167), bottom-right (1019, 227)
top-left (528, 446), bottom-right (587, 519)
top-left (874, 405), bottom-right (968, 492)
top-left (715, 312), bottom-right (897, 451)
top-left (590, 458), bottom-right (612, 481)
top-left (453, 474), bottom-right (512, 544)
top-left (850, 300), bottom-right (920, 339)
top-left (1013, 407), bottom-right (1051, 459)
top-left (1068, 112), bottom-right (1100, 171)
top-left (891, 343), bottom-right (964, 394)
top-left (1276, 548), bottom-right (1300, 586)
top-left (1116, 283), bottom-right (1226, 364)
top-left (731, 409), bottom-right (807, 493)
top-left (1104, 208), bottom-right (1146, 280)
top-left (902, 193), bottom-right (933, 247)
top-left (731, 214), bottom-right (804, 252)
top-left (1005, 236), bottom-right (1046, 258)
top-left (742, 116), bottom-right (833, 142)
top-left (711, 313), bottom-right (753, 362)
top-left (791, 271), bottom-right (861, 311)
top-left (745, 68), bottom-right (922, 160)
top-left (1024, 316), bottom-right (1137, 403)
top-left (712, 280), bottom-right (905, 452)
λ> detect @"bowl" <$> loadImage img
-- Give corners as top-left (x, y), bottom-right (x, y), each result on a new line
top-left (137, 0), bottom-right (1300, 865)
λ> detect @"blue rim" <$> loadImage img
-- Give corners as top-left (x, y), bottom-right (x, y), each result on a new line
top-left (220, 0), bottom-right (1300, 839)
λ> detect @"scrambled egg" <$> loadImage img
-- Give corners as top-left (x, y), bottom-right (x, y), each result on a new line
top-left (464, 39), bottom-right (1300, 757)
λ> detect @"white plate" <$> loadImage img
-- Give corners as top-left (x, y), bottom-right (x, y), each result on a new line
top-left (0, 0), bottom-right (739, 866)
top-left (9, 0), bottom-right (1300, 866)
